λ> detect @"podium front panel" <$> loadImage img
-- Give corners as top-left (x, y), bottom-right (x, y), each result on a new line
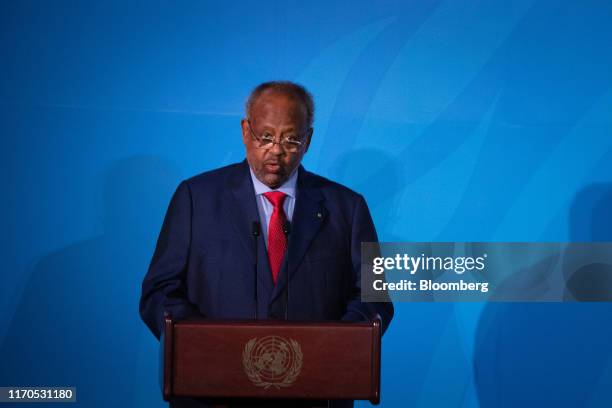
top-left (165, 319), bottom-right (381, 403)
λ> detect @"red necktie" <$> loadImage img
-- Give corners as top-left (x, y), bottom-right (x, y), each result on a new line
top-left (263, 191), bottom-right (287, 285)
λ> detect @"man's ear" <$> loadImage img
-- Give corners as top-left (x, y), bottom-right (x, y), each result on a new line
top-left (240, 119), bottom-right (249, 146)
top-left (303, 127), bottom-right (313, 153)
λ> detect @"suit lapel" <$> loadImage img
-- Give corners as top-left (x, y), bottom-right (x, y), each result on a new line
top-left (223, 161), bottom-right (275, 297)
top-left (271, 167), bottom-right (327, 304)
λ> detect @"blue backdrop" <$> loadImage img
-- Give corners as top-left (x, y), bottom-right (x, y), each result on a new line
top-left (2, 1), bottom-right (612, 407)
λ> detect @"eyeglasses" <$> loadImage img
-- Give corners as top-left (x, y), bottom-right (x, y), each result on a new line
top-left (247, 120), bottom-right (305, 153)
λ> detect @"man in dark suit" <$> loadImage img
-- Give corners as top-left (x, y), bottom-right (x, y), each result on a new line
top-left (140, 81), bottom-right (393, 407)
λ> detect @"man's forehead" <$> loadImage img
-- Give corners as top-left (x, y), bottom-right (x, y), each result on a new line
top-left (251, 90), bottom-right (306, 117)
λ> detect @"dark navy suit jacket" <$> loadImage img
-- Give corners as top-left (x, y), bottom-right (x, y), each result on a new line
top-left (139, 160), bottom-right (393, 407)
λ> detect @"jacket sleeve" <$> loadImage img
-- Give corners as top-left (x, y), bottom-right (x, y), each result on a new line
top-left (342, 194), bottom-right (394, 335)
top-left (139, 181), bottom-right (204, 340)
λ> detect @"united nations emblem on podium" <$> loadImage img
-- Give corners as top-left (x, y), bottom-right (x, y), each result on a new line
top-left (242, 335), bottom-right (303, 389)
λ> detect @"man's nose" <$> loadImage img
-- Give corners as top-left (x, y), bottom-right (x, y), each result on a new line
top-left (269, 141), bottom-right (285, 155)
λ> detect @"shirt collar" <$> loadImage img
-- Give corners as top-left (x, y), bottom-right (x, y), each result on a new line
top-left (249, 165), bottom-right (298, 199)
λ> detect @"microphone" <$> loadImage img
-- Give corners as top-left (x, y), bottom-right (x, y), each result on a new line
top-left (282, 221), bottom-right (291, 320)
top-left (251, 221), bottom-right (261, 320)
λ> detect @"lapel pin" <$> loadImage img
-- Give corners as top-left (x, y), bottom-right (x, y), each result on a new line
top-left (317, 212), bottom-right (322, 219)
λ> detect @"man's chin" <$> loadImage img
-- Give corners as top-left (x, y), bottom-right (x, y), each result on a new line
top-left (261, 173), bottom-right (286, 189)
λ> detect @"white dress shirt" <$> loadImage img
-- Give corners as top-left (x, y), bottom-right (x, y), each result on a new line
top-left (249, 166), bottom-right (297, 248)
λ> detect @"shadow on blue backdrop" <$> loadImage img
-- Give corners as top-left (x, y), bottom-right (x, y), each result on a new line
top-left (0, 156), bottom-right (180, 407)
top-left (474, 184), bottom-right (612, 408)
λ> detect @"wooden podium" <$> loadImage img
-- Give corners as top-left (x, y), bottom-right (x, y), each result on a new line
top-left (162, 314), bottom-right (382, 405)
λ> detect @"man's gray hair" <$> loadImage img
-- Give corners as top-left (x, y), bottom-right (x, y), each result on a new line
top-left (245, 81), bottom-right (315, 127)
